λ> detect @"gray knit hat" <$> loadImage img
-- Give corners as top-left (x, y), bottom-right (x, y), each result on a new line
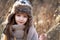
top-left (11, 0), bottom-right (32, 14)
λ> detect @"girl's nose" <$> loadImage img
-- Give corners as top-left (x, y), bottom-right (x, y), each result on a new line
top-left (19, 16), bottom-right (24, 20)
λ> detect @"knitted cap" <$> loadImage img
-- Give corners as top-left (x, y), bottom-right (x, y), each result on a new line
top-left (11, 0), bottom-right (32, 14)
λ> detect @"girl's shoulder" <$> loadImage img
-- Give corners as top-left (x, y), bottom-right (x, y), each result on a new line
top-left (27, 26), bottom-right (38, 40)
top-left (29, 26), bottom-right (35, 30)
top-left (29, 26), bottom-right (37, 34)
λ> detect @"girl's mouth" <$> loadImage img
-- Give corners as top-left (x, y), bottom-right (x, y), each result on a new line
top-left (19, 22), bottom-right (24, 24)
top-left (17, 21), bottom-right (24, 25)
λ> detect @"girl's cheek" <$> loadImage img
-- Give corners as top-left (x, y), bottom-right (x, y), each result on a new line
top-left (15, 16), bottom-right (20, 21)
top-left (15, 14), bottom-right (20, 19)
top-left (24, 18), bottom-right (28, 22)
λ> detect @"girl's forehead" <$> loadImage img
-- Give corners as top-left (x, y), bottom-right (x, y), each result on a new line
top-left (15, 12), bottom-right (28, 15)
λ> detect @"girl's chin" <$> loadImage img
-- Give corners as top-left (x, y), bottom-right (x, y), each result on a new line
top-left (17, 23), bottom-right (24, 25)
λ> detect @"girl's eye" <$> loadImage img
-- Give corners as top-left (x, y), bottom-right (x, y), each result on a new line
top-left (17, 15), bottom-right (21, 17)
top-left (24, 16), bottom-right (28, 18)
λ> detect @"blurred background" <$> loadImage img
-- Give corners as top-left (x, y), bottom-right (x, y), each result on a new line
top-left (0, 0), bottom-right (60, 40)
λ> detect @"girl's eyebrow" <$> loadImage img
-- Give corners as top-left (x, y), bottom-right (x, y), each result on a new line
top-left (15, 13), bottom-right (28, 16)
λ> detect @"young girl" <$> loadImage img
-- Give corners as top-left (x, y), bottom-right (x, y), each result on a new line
top-left (1, 0), bottom-right (38, 40)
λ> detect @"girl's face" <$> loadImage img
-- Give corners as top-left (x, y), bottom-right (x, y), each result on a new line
top-left (15, 13), bottom-right (28, 25)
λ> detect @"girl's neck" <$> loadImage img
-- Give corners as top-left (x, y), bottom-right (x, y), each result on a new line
top-left (12, 25), bottom-right (25, 30)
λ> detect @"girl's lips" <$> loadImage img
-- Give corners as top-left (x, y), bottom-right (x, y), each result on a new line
top-left (19, 22), bottom-right (24, 23)
top-left (17, 21), bottom-right (24, 25)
